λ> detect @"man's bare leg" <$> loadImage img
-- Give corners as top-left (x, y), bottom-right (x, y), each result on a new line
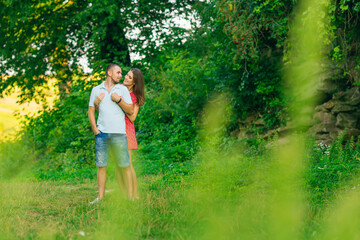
top-left (97, 167), bottom-right (107, 199)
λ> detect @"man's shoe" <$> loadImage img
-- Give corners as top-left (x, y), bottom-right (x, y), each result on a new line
top-left (90, 197), bottom-right (101, 205)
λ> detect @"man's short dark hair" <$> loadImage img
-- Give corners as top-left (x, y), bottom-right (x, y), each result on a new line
top-left (106, 63), bottom-right (121, 77)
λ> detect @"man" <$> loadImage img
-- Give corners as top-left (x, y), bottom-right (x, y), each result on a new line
top-left (88, 63), bottom-right (134, 204)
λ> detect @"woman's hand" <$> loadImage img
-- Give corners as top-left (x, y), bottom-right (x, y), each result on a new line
top-left (111, 93), bottom-right (121, 103)
top-left (94, 93), bottom-right (105, 110)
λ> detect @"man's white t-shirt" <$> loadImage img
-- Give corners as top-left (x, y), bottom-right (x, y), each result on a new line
top-left (89, 82), bottom-right (132, 134)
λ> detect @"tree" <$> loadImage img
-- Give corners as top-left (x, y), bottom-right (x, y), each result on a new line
top-left (0, 0), bottom-right (195, 102)
top-left (188, 0), bottom-right (360, 128)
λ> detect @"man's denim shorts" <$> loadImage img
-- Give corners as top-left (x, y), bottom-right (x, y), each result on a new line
top-left (95, 132), bottom-right (130, 168)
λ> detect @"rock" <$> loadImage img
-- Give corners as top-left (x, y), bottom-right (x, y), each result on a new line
top-left (238, 129), bottom-right (248, 139)
top-left (239, 115), bottom-right (256, 124)
top-left (336, 113), bottom-right (359, 129)
top-left (323, 100), bottom-right (337, 110)
top-left (333, 91), bottom-right (347, 101)
top-left (263, 126), bottom-right (291, 139)
top-left (315, 133), bottom-right (331, 140)
top-left (333, 87), bottom-right (360, 105)
top-left (230, 129), bottom-right (239, 138)
top-left (331, 104), bottom-right (357, 114)
top-left (315, 101), bottom-right (337, 112)
top-left (348, 87), bottom-right (360, 105)
top-left (315, 105), bottom-right (327, 112)
top-left (253, 119), bottom-right (265, 126)
top-left (313, 111), bottom-right (336, 124)
top-left (308, 123), bottom-right (337, 135)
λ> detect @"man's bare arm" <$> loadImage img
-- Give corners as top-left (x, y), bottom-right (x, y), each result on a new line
top-left (111, 93), bottom-right (134, 115)
top-left (88, 106), bottom-right (100, 135)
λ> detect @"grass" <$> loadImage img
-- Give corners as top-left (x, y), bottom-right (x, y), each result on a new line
top-left (1, 134), bottom-right (360, 239)
top-left (0, 180), bottom-right (98, 239)
top-left (0, 174), bottom-right (193, 239)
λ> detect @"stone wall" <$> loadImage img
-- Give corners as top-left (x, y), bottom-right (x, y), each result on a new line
top-left (309, 87), bottom-right (360, 145)
top-left (234, 86), bottom-right (360, 145)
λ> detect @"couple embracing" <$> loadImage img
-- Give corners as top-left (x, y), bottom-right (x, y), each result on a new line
top-left (88, 64), bottom-right (145, 203)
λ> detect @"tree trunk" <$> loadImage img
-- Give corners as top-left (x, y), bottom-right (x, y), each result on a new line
top-left (100, 20), bottom-right (131, 66)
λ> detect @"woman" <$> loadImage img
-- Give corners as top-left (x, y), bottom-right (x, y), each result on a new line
top-left (121, 68), bottom-right (145, 199)
top-left (94, 68), bottom-right (145, 199)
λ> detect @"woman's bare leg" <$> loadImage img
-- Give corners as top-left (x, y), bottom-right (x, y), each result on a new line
top-left (115, 166), bottom-right (127, 198)
top-left (129, 150), bottom-right (139, 199)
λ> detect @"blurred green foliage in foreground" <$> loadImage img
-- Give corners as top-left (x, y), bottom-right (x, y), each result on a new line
top-left (1, 98), bottom-right (360, 239)
top-left (1, 0), bottom-right (360, 239)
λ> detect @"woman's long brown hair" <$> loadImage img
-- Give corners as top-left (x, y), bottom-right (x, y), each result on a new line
top-left (131, 68), bottom-right (145, 106)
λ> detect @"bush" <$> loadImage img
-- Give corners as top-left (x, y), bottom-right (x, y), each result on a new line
top-left (19, 75), bottom-right (101, 182)
top-left (0, 138), bottom-right (35, 180)
top-left (306, 137), bottom-right (360, 211)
